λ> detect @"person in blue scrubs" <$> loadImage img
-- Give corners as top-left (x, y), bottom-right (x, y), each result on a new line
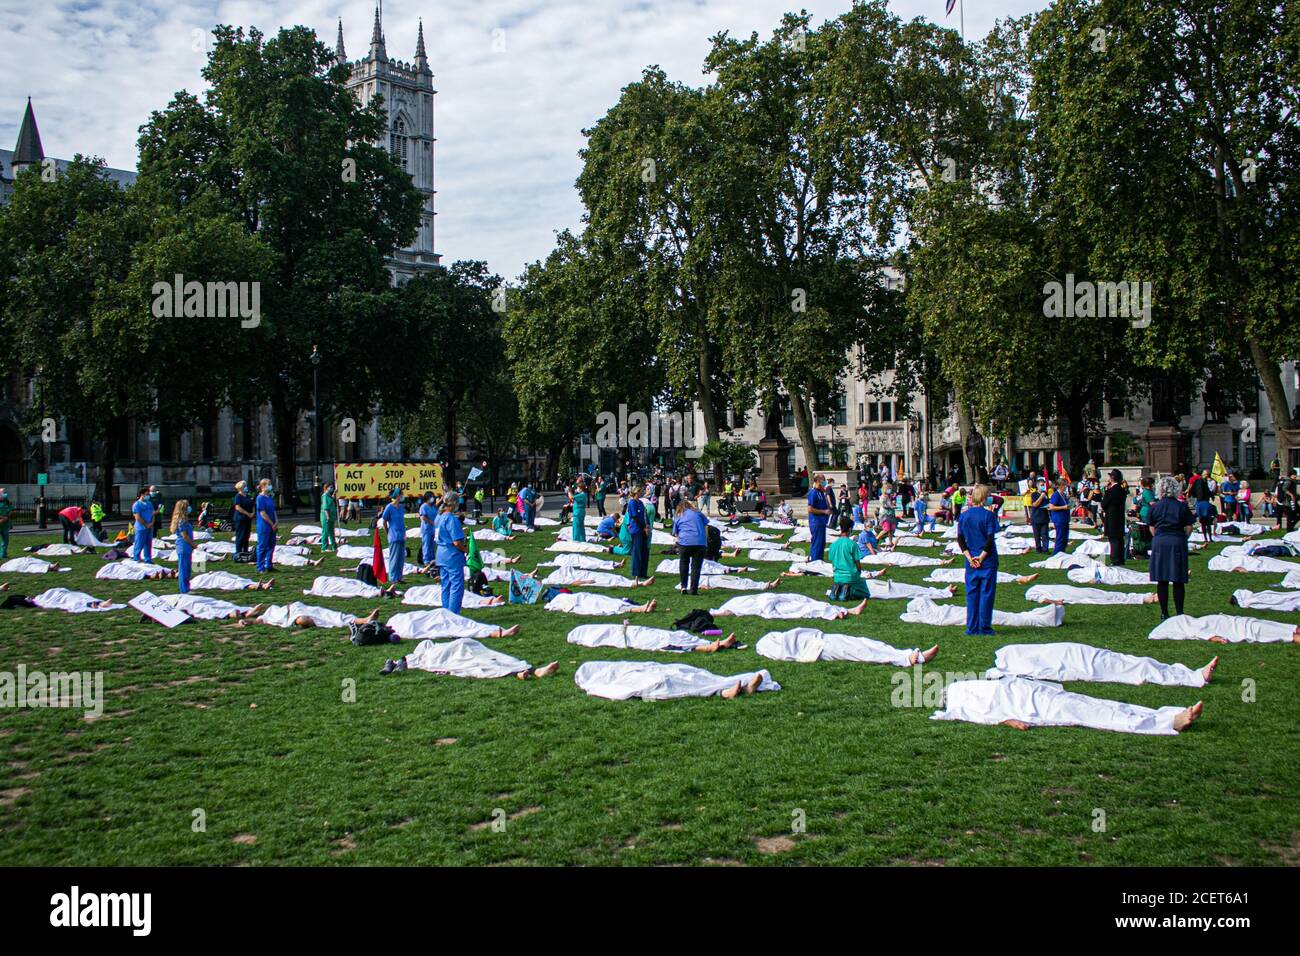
top-left (519, 482), bottom-right (537, 531)
top-left (856, 520), bottom-right (880, 557)
top-left (626, 483), bottom-right (651, 582)
top-left (957, 484), bottom-right (1000, 635)
top-left (807, 472), bottom-right (832, 562)
top-left (254, 479), bottom-right (277, 573)
top-left (571, 478), bottom-right (588, 543)
top-left (131, 489), bottom-right (154, 563)
top-left (171, 500), bottom-right (195, 593)
top-left (418, 492), bottom-right (439, 565)
top-left (382, 488), bottom-right (407, 583)
top-left (1047, 478), bottom-right (1072, 554)
top-left (434, 491), bottom-right (467, 613)
top-left (595, 513), bottom-right (616, 539)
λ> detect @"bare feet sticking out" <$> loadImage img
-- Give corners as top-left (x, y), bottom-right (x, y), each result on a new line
top-left (1172, 701), bottom-right (1204, 732)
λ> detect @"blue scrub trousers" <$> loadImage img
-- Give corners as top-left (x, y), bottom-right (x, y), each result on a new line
top-left (388, 539), bottom-right (406, 583)
top-left (255, 525), bottom-right (274, 572)
top-left (177, 548), bottom-right (192, 593)
top-left (1051, 517), bottom-right (1069, 554)
top-left (440, 559), bottom-right (465, 614)
top-left (629, 532), bottom-right (650, 579)
top-left (421, 532), bottom-right (436, 566)
top-left (964, 561), bottom-right (997, 635)
top-left (809, 517), bottom-right (828, 562)
top-left (524, 502), bottom-right (535, 530)
top-left (133, 526), bottom-right (153, 563)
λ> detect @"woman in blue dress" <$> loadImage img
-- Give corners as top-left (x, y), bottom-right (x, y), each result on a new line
top-left (1148, 475), bottom-right (1193, 619)
top-left (571, 477), bottom-right (588, 543)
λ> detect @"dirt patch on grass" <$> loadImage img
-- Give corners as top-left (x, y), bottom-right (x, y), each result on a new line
top-left (0, 787), bottom-right (32, 806)
top-left (434, 737), bottom-right (458, 746)
top-left (702, 857), bottom-right (747, 867)
top-left (1260, 831), bottom-right (1300, 866)
top-left (890, 855), bottom-right (948, 866)
top-left (753, 835), bottom-right (796, 855)
top-left (231, 833), bottom-right (258, 845)
top-left (330, 834), bottom-right (358, 855)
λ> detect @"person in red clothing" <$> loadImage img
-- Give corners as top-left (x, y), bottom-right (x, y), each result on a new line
top-left (58, 504), bottom-right (85, 544)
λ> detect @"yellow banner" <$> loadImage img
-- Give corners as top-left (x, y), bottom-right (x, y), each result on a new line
top-left (334, 462), bottom-right (443, 500)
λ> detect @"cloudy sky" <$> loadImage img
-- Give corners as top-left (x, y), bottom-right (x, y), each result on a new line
top-left (2, 0), bottom-right (1043, 280)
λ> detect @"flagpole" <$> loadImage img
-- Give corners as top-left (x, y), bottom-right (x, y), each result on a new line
top-left (960, 0), bottom-right (965, 44)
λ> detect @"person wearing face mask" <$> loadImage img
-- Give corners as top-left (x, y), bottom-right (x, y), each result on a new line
top-left (131, 488), bottom-right (155, 563)
top-left (231, 480), bottom-right (255, 560)
top-left (1028, 479), bottom-right (1051, 553)
top-left (0, 488), bottom-right (12, 559)
top-left (255, 479), bottom-right (278, 573)
top-left (382, 487), bottom-right (408, 584)
top-left (807, 473), bottom-right (832, 562)
top-left (435, 490), bottom-right (468, 613)
top-left (171, 500), bottom-right (196, 593)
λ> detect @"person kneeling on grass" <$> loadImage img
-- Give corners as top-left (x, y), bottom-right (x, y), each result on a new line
top-left (828, 515), bottom-right (872, 602)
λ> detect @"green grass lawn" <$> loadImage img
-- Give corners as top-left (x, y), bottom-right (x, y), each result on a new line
top-left (0, 515), bottom-right (1297, 867)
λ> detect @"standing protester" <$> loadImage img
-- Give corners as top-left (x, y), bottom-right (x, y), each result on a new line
top-left (148, 485), bottom-right (164, 536)
top-left (1191, 468), bottom-right (1216, 543)
top-left (131, 488), bottom-right (155, 563)
top-left (1134, 476), bottom-right (1156, 557)
top-left (1028, 478), bottom-right (1051, 553)
top-left (1047, 478), bottom-right (1072, 554)
top-left (1149, 475), bottom-right (1193, 620)
top-left (807, 473), bottom-right (832, 562)
top-left (626, 483), bottom-right (651, 583)
top-left (672, 498), bottom-right (709, 595)
top-left (957, 484), bottom-right (1000, 636)
top-left (232, 480), bottom-right (255, 560)
top-left (89, 500), bottom-right (105, 539)
top-left (319, 482), bottom-right (338, 553)
top-left (519, 481), bottom-right (537, 531)
top-left (418, 492), bottom-right (439, 565)
top-left (254, 479), bottom-right (277, 573)
top-left (382, 488), bottom-right (407, 584)
top-left (0, 487), bottom-right (12, 559)
top-left (1101, 469), bottom-right (1129, 566)
top-left (171, 500), bottom-right (195, 594)
top-left (571, 477), bottom-right (588, 543)
top-left (435, 490), bottom-right (468, 613)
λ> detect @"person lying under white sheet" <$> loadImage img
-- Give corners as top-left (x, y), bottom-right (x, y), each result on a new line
top-left (96, 560), bottom-right (176, 581)
top-left (303, 576), bottom-right (400, 600)
top-left (400, 584), bottom-right (504, 608)
top-left (986, 642), bottom-right (1215, 688)
top-left (163, 593), bottom-right (263, 621)
top-left (240, 603), bottom-right (372, 629)
top-left (30, 543), bottom-right (90, 557)
top-left (540, 554), bottom-right (626, 572)
top-left (478, 550), bottom-right (520, 566)
top-left (567, 622), bottom-right (738, 654)
top-left (26, 587), bottom-right (123, 613)
top-left (574, 660), bottom-right (780, 700)
top-left (1148, 613), bottom-right (1300, 644)
top-left (653, 557), bottom-right (748, 576)
top-left (1, 557), bottom-right (72, 574)
top-left (539, 567), bottom-right (654, 589)
top-left (1230, 588), bottom-right (1300, 612)
top-left (745, 548), bottom-right (805, 562)
top-left (755, 627), bottom-right (937, 667)
top-left (710, 592), bottom-right (866, 621)
top-left (546, 540), bottom-right (611, 555)
top-left (925, 567), bottom-right (1038, 585)
top-left (677, 574), bottom-right (777, 592)
top-left (859, 552), bottom-right (952, 568)
top-left (1280, 569), bottom-right (1300, 589)
top-left (900, 596), bottom-right (1064, 628)
top-left (189, 570), bottom-right (274, 592)
top-left (380, 638), bottom-right (558, 680)
top-left (386, 608), bottom-right (520, 640)
top-left (1030, 552), bottom-right (1094, 570)
top-left (932, 676), bottom-right (1203, 735)
top-left (1026, 584), bottom-right (1156, 606)
top-left (861, 580), bottom-right (955, 601)
top-left (1066, 564), bottom-right (1152, 586)
top-left (1207, 553), bottom-right (1300, 575)
top-left (781, 561), bottom-right (885, 578)
top-left (543, 592), bottom-right (657, 616)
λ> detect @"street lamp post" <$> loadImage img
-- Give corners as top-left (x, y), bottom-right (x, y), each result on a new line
top-left (311, 345), bottom-right (321, 514)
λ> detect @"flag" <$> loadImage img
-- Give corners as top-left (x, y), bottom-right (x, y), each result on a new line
top-left (1055, 451), bottom-right (1071, 484)
top-left (945, 0), bottom-right (957, 14)
top-left (371, 527), bottom-right (388, 584)
top-left (467, 466), bottom-right (483, 483)
top-left (1210, 452), bottom-right (1227, 484)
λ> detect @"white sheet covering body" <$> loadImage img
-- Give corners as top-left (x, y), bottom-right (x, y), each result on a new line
top-left (987, 642), bottom-right (1206, 688)
top-left (932, 677), bottom-right (1185, 735)
top-left (1026, 584), bottom-right (1151, 605)
top-left (543, 592), bottom-right (641, 616)
top-left (96, 560), bottom-right (168, 580)
top-left (386, 608), bottom-right (501, 640)
top-left (711, 593), bottom-right (847, 621)
top-left (900, 597), bottom-right (1064, 628)
top-left (257, 602), bottom-right (355, 629)
top-left (304, 576), bottom-right (382, 599)
top-left (31, 588), bottom-right (123, 613)
top-left (1231, 589), bottom-right (1300, 611)
top-left (163, 593), bottom-right (251, 620)
top-left (574, 660), bottom-right (780, 700)
top-left (189, 570), bottom-right (259, 591)
top-left (1066, 565), bottom-right (1152, 586)
top-left (405, 638), bottom-right (532, 679)
top-left (755, 628), bottom-right (916, 666)
top-left (566, 623), bottom-right (715, 653)
top-left (1148, 614), bottom-right (1296, 644)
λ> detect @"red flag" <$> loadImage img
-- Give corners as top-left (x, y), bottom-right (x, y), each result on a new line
top-left (371, 527), bottom-right (388, 583)
top-left (1055, 451), bottom-right (1071, 484)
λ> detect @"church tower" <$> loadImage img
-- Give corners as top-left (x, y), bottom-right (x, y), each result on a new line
top-left (337, 8), bottom-right (439, 282)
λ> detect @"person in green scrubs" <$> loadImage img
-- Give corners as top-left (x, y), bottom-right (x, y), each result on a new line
top-left (0, 487), bottom-right (13, 558)
top-left (571, 477), bottom-right (588, 543)
top-left (828, 515), bottom-right (872, 601)
top-left (319, 482), bottom-right (338, 552)
top-left (609, 512), bottom-right (632, 556)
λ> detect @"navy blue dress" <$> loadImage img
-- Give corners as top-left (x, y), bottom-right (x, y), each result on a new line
top-left (1148, 498), bottom-right (1192, 583)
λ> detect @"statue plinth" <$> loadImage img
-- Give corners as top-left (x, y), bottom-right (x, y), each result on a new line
top-left (1143, 423), bottom-right (1182, 474)
top-left (757, 436), bottom-right (795, 498)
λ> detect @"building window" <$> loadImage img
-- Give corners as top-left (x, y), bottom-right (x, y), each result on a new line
top-left (816, 442), bottom-right (829, 466)
top-left (785, 447), bottom-right (797, 473)
top-left (858, 402), bottom-right (864, 425)
top-left (868, 403), bottom-right (880, 424)
top-left (881, 401), bottom-right (894, 423)
top-left (834, 394), bottom-right (847, 426)
top-left (781, 398), bottom-right (794, 428)
top-left (390, 119), bottom-right (409, 171)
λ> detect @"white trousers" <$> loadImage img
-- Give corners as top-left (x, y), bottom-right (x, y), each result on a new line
top-left (933, 677), bottom-right (1186, 735)
top-left (987, 642), bottom-right (1205, 687)
top-left (755, 628), bottom-right (916, 665)
top-left (574, 660), bottom-right (780, 700)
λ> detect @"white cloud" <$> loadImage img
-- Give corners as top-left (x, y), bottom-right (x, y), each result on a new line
top-left (0, 0), bottom-right (1043, 279)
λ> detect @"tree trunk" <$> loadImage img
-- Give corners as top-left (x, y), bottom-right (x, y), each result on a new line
top-left (97, 419), bottom-right (120, 512)
top-left (1247, 338), bottom-right (1295, 432)
top-left (695, 349), bottom-right (722, 486)
top-left (955, 396), bottom-right (976, 482)
top-left (788, 384), bottom-right (818, 475)
top-left (1065, 401), bottom-right (1089, 479)
top-left (270, 392), bottom-right (300, 509)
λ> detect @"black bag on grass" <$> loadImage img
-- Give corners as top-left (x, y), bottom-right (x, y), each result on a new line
top-left (672, 609), bottom-right (716, 634)
top-left (355, 562), bottom-right (378, 587)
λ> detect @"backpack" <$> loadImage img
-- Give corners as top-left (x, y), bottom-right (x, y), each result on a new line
top-left (349, 621), bottom-right (395, 646)
top-left (540, 585), bottom-right (571, 604)
top-left (672, 609), bottom-right (717, 634)
top-left (355, 562), bottom-right (378, 587)
top-left (705, 523), bottom-right (723, 561)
